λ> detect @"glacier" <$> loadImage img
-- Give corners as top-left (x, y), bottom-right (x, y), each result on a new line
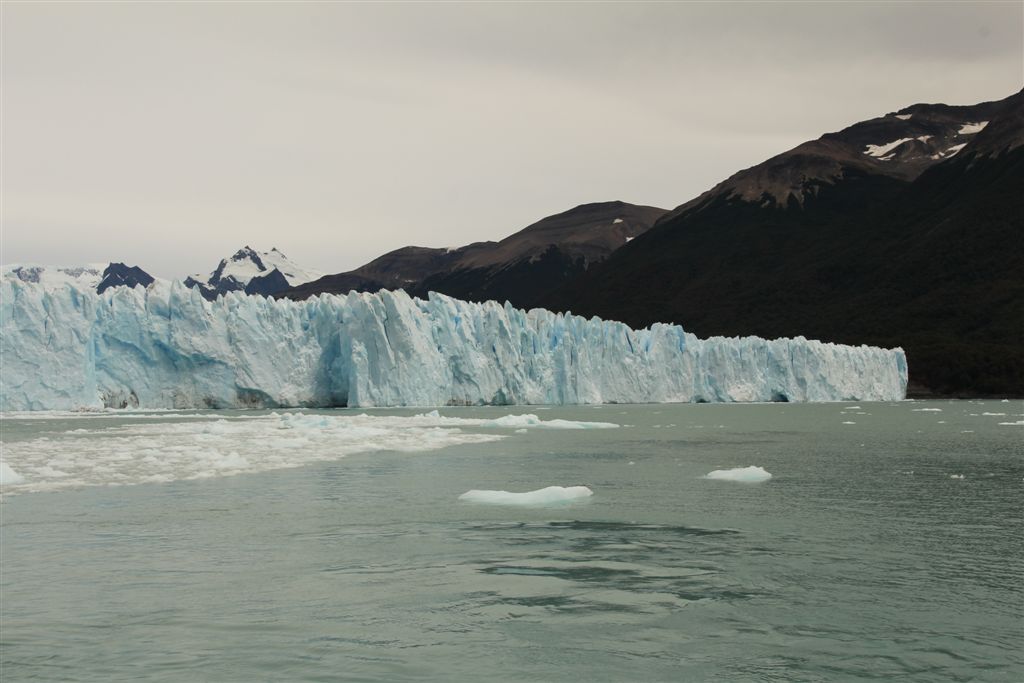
top-left (0, 279), bottom-right (907, 411)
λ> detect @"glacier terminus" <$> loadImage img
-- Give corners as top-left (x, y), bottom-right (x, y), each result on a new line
top-left (0, 279), bottom-right (907, 411)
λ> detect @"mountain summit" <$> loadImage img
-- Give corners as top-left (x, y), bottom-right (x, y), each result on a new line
top-left (282, 201), bottom-right (667, 309)
top-left (185, 247), bottom-right (323, 299)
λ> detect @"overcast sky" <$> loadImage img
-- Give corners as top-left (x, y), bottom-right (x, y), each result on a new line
top-left (2, 2), bottom-right (1021, 278)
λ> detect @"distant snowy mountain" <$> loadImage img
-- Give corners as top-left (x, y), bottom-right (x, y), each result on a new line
top-left (2, 247), bottom-right (321, 300)
top-left (184, 246), bottom-right (323, 300)
top-left (3, 263), bottom-right (160, 294)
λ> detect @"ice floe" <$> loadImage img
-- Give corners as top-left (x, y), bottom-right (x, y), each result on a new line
top-left (0, 411), bottom-right (510, 494)
top-left (0, 462), bottom-right (26, 486)
top-left (705, 466), bottom-right (772, 483)
top-left (458, 486), bottom-right (593, 506)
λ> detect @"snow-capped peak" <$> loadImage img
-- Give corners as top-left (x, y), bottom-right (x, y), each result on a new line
top-left (258, 248), bottom-right (323, 286)
top-left (192, 247), bottom-right (323, 290)
top-left (2, 263), bottom-right (108, 292)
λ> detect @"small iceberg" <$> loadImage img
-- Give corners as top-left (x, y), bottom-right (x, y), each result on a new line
top-left (705, 466), bottom-right (772, 483)
top-left (0, 461), bottom-right (26, 485)
top-left (458, 485), bottom-right (593, 506)
top-left (481, 414), bottom-right (619, 430)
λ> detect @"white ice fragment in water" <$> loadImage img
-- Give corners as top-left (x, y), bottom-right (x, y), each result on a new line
top-left (514, 428), bottom-right (528, 434)
top-left (705, 466), bottom-right (772, 483)
top-left (458, 485), bottom-right (593, 506)
top-left (480, 414), bottom-right (619, 430)
top-left (842, 421), bottom-right (856, 425)
top-left (998, 420), bottom-right (1024, 426)
top-left (949, 474), bottom-right (965, 480)
top-left (912, 408), bottom-right (942, 412)
top-left (0, 461), bottom-right (25, 485)
top-left (981, 412), bottom-right (1006, 416)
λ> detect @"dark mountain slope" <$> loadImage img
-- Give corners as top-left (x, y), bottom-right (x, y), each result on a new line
top-left (96, 263), bottom-right (155, 294)
top-left (282, 201), bottom-right (667, 308)
top-left (283, 246), bottom-right (459, 299)
top-left (548, 91), bottom-right (1023, 396)
top-left (407, 201), bottom-right (667, 310)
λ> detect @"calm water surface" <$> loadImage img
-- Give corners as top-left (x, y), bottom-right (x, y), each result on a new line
top-left (2, 401), bottom-right (1022, 681)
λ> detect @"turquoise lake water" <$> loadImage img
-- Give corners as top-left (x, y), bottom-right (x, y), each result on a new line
top-left (2, 400), bottom-right (1021, 681)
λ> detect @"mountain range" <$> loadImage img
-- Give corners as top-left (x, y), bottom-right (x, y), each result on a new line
top-left (283, 88), bottom-right (1024, 397)
top-left (5, 89), bottom-right (1019, 396)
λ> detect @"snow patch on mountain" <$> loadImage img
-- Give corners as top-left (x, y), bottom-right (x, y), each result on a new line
top-left (943, 143), bottom-right (967, 157)
top-left (864, 138), bottom-right (914, 158)
top-left (958, 121), bottom-right (988, 135)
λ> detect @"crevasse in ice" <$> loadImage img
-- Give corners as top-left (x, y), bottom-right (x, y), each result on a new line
top-left (0, 280), bottom-right (907, 410)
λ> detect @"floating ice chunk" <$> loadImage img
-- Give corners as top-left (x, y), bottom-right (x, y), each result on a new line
top-left (950, 474), bottom-right (965, 479)
top-left (211, 451), bottom-right (249, 470)
top-left (0, 462), bottom-right (25, 485)
top-left (842, 421), bottom-right (856, 425)
top-left (981, 412), bottom-right (1006, 416)
top-left (480, 414), bottom-right (619, 430)
top-left (0, 412), bottom-right (505, 494)
top-left (458, 485), bottom-right (593, 506)
top-left (705, 466), bottom-right (772, 483)
top-left (912, 408), bottom-right (942, 412)
top-left (514, 428), bottom-right (528, 434)
top-left (998, 420), bottom-right (1024, 426)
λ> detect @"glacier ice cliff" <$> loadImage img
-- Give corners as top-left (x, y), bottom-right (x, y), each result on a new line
top-left (0, 280), bottom-right (907, 410)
